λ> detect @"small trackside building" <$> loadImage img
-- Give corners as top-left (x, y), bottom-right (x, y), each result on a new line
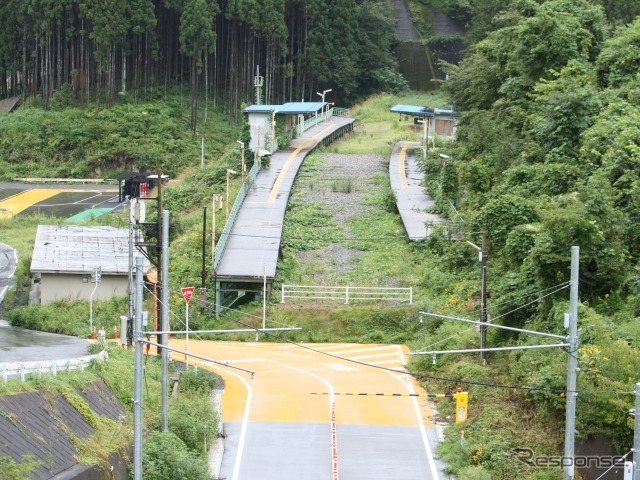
top-left (390, 104), bottom-right (458, 137)
top-left (30, 225), bottom-right (146, 305)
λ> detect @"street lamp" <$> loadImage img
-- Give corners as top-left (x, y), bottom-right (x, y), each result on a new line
top-left (236, 140), bottom-right (245, 183)
top-left (226, 169), bottom-right (237, 219)
top-left (465, 227), bottom-right (488, 362)
top-left (317, 88), bottom-right (332, 103)
top-left (317, 90), bottom-right (332, 125)
top-left (325, 102), bottom-right (335, 121)
top-left (89, 267), bottom-right (101, 334)
top-left (271, 110), bottom-right (278, 151)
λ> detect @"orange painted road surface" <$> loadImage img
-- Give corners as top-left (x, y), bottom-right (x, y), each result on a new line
top-left (173, 340), bottom-right (445, 479)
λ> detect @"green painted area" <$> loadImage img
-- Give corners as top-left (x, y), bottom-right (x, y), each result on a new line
top-left (65, 208), bottom-right (113, 223)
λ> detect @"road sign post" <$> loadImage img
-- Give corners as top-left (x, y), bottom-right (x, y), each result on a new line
top-left (181, 287), bottom-right (195, 366)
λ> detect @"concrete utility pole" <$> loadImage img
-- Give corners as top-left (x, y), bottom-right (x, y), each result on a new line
top-left (133, 256), bottom-right (144, 480)
top-left (465, 227), bottom-right (488, 361)
top-left (564, 246), bottom-right (580, 480)
top-left (634, 382), bottom-right (640, 480)
top-left (480, 227), bottom-right (488, 361)
top-left (161, 210), bottom-right (169, 432)
top-left (200, 207), bottom-right (207, 308)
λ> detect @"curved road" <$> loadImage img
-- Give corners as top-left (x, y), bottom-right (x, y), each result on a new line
top-left (175, 340), bottom-right (447, 480)
top-left (0, 242), bottom-right (17, 307)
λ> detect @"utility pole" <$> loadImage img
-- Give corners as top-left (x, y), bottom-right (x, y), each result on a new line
top-left (465, 226), bottom-right (488, 361)
top-left (161, 210), bottom-right (169, 432)
top-left (133, 256), bottom-right (144, 480)
top-left (412, 247), bottom-right (579, 480)
top-left (634, 382), bottom-right (640, 480)
top-left (480, 227), bottom-right (488, 362)
top-left (200, 207), bottom-right (207, 308)
top-left (564, 246), bottom-right (580, 480)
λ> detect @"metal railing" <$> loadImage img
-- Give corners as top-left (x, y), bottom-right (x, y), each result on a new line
top-left (1, 350), bottom-right (108, 383)
top-left (280, 285), bottom-right (413, 304)
top-left (214, 159), bottom-right (262, 270)
top-left (333, 107), bottom-right (350, 117)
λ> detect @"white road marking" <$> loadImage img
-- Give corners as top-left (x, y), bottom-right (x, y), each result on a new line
top-left (327, 346), bottom-right (396, 356)
top-left (201, 361), bottom-right (253, 480)
top-left (323, 363), bottom-right (358, 372)
top-left (395, 346), bottom-right (440, 479)
top-left (347, 352), bottom-right (399, 361)
top-left (272, 360), bottom-right (338, 479)
top-left (367, 359), bottom-right (402, 365)
top-left (310, 344), bottom-right (361, 351)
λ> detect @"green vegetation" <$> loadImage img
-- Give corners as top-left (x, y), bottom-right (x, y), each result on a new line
top-left (0, 344), bottom-right (217, 477)
top-left (0, 96), bottom-right (238, 181)
top-left (0, 455), bottom-right (40, 480)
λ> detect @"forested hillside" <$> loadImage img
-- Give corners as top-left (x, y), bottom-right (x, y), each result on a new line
top-left (0, 0), bottom-right (400, 123)
top-left (412, 0), bottom-right (640, 478)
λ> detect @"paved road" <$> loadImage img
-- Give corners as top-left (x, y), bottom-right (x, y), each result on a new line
top-left (0, 321), bottom-right (91, 362)
top-left (177, 340), bottom-right (447, 480)
top-left (0, 182), bottom-right (121, 219)
top-left (0, 242), bottom-right (17, 307)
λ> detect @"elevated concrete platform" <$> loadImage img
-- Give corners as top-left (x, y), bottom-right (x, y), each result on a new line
top-left (214, 116), bottom-right (354, 310)
top-left (389, 141), bottom-right (443, 240)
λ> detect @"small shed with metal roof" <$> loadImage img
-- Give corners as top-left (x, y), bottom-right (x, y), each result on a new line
top-left (30, 225), bottom-right (147, 305)
top-left (390, 104), bottom-right (457, 137)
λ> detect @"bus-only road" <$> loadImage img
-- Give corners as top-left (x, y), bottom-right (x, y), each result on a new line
top-left (179, 340), bottom-right (447, 480)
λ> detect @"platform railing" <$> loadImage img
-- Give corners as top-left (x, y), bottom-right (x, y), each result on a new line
top-left (214, 159), bottom-right (262, 270)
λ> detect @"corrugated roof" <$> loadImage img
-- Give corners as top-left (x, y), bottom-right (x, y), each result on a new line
top-left (277, 102), bottom-right (325, 114)
top-left (243, 104), bottom-right (282, 113)
top-left (30, 225), bottom-right (146, 274)
top-left (244, 102), bottom-right (326, 115)
top-left (390, 104), bottom-right (435, 117)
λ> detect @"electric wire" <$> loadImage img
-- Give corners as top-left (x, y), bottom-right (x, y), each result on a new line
top-left (593, 450), bottom-right (631, 480)
top-left (139, 284), bottom-right (634, 396)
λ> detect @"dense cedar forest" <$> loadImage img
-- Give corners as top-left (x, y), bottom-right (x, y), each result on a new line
top-left (0, 0), bottom-right (400, 123)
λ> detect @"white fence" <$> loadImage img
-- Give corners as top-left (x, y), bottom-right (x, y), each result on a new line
top-left (1, 350), bottom-right (107, 383)
top-left (280, 285), bottom-right (413, 304)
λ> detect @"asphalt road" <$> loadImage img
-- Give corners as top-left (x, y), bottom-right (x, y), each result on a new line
top-left (0, 242), bottom-right (17, 307)
top-left (177, 340), bottom-right (448, 480)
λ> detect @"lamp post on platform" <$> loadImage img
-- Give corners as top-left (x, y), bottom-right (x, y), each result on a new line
top-left (236, 140), bottom-right (245, 183)
top-left (226, 169), bottom-right (237, 219)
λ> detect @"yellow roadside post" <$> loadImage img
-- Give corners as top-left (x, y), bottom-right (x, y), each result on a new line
top-left (453, 388), bottom-right (468, 424)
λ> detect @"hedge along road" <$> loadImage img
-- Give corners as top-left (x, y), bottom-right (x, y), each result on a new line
top-left (176, 340), bottom-right (447, 480)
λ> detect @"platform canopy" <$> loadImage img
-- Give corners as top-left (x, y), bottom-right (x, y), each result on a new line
top-left (244, 102), bottom-right (326, 115)
top-left (390, 104), bottom-right (435, 117)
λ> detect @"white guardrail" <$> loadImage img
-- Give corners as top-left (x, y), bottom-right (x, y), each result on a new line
top-left (281, 285), bottom-right (413, 304)
top-left (1, 350), bottom-right (108, 383)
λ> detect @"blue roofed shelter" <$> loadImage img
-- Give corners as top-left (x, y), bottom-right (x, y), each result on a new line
top-left (390, 104), bottom-right (457, 137)
top-left (244, 101), bottom-right (328, 152)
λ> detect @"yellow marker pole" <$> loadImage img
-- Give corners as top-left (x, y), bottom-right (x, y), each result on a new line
top-left (453, 389), bottom-right (468, 423)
